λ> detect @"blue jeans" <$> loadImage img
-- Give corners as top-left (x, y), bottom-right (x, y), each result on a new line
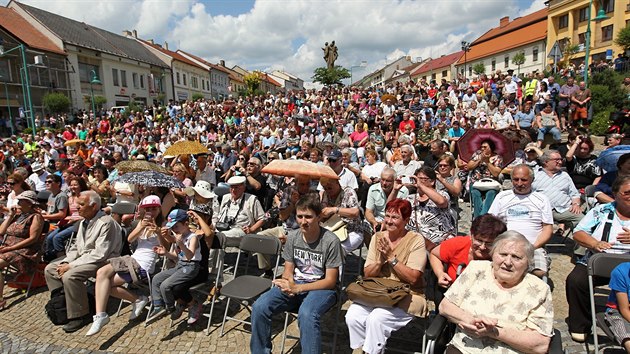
top-left (44, 223), bottom-right (77, 259)
top-left (537, 126), bottom-right (561, 142)
top-left (471, 187), bottom-right (497, 219)
top-left (151, 261), bottom-right (200, 308)
top-left (251, 286), bottom-right (337, 354)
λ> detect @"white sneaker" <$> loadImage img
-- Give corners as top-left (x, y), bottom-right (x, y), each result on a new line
top-left (129, 296), bottom-right (149, 320)
top-left (86, 314), bottom-right (109, 336)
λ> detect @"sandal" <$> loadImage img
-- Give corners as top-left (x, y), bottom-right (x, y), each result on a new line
top-left (208, 286), bottom-right (222, 302)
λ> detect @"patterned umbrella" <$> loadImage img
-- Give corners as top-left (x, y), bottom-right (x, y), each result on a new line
top-left (456, 128), bottom-right (515, 166)
top-left (116, 171), bottom-right (184, 188)
top-left (596, 145), bottom-right (630, 172)
top-left (114, 160), bottom-right (169, 175)
top-left (261, 159), bottom-right (339, 180)
top-left (164, 140), bottom-right (210, 156)
top-left (63, 139), bottom-right (85, 147)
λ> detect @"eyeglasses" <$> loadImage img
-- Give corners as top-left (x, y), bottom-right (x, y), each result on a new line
top-left (239, 157), bottom-right (246, 161)
top-left (548, 158), bottom-right (562, 162)
top-left (7, 181), bottom-right (17, 185)
top-left (45, 180), bottom-right (53, 184)
top-left (437, 164), bottom-right (450, 168)
top-left (472, 236), bottom-right (494, 248)
top-left (416, 177), bottom-right (431, 181)
top-left (247, 162), bottom-right (259, 167)
top-left (328, 158), bottom-right (339, 163)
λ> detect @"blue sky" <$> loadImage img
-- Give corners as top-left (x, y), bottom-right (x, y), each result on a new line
top-left (1, 0), bottom-right (547, 86)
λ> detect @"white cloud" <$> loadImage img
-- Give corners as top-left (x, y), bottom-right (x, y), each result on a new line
top-left (1, 0), bottom-right (541, 86)
top-left (518, 0), bottom-right (546, 17)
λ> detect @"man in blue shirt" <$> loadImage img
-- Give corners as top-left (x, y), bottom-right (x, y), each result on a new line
top-left (447, 120), bottom-right (465, 153)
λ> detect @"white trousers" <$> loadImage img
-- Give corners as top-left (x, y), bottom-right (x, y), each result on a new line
top-left (346, 302), bottom-right (413, 354)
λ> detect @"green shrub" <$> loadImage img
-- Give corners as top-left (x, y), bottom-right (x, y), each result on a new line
top-left (590, 106), bottom-right (615, 136)
top-left (42, 92), bottom-right (70, 114)
top-left (192, 92), bottom-right (205, 101)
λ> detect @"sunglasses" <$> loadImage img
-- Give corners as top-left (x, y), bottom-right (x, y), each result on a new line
top-left (7, 181), bottom-right (17, 185)
top-left (45, 180), bottom-right (54, 184)
top-left (328, 158), bottom-right (339, 162)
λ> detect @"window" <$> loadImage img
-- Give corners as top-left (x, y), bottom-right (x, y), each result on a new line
top-left (578, 7), bottom-right (588, 22)
top-left (176, 72), bottom-right (180, 85)
top-left (112, 68), bottom-right (119, 86)
top-left (132, 73), bottom-right (139, 88)
top-left (442, 70), bottom-right (447, 78)
top-left (504, 55), bottom-right (509, 68)
top-left (491, 59), bottom-right (496, 71)
top-left (559, 37), bottom-right (569, 51)
top-left (120, 70), bottom-right (127, 87)
top-left (558, 14), bottom-right (569, 29)
top-left (602, 0), bottom-right (614, 13)
top-left (202, 80), bottom-right (205, 91)
top-left (468, 66), bottom-right (472, 76)
top-left (533, 47), bottom-right (539, 62)
top-left (602, 24), bottom-right (614, 41)
top-left (578, 32), bottom-right (586, 44)
top-left (183, 74), bottom-right (187, 86)
top-left (140, 75), bottom-right (145, 89)
top-left (78, 62), bottom-right (99, 83)
top-left (431, 73), bottom-right (436, 80)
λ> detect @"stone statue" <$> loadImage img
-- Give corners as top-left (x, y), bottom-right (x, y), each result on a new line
top-left (322, 41), bottom-right (338, 70)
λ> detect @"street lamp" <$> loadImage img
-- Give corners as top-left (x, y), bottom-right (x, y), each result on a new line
top-left (350, 60), bottom-right (367, 87)
top-left (89, 69), bottom-right (101, 118)
top-left (584, 0), bottom-right (609, 87)
top-left (0, 38), bottom-right (35, 138)
top-left (461, 41), bottom-right (471, 81)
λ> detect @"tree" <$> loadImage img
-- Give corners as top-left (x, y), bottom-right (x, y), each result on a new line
top-left (312, 66), bottom-right (351, 86)
top-left (512, 52), bottom-right (526, 75)
top-left (243, 71), bottom-right (262, 95)
top-left (561, 40), bottom-right (580, 68)
top-left (93, 95), bottom-right (107, 110)
top-left (472, 63), bottom-right (485, 75)
top-left (42, 92), bottom-right (70, 114)
top-left (614, 25), bottom-right (630, 54)
top-left (192, 92), bottom-right (205, 101)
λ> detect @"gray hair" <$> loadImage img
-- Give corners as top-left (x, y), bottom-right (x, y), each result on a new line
top-left (81, 190), bottom-right (101, 210)
top-left (490, 231), bottom-right (535, 270)
top-left (400, 144), bottom-right (414, 153)
top-left (510, 164), bottom-right (534, 179)
top-left (381, 167), bottom-right (397, 179)
top-left (540, 149), bottom-right (560, 164)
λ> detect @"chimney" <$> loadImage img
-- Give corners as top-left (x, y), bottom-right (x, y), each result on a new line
top-left (122, 30), bottom-right (132, 37)
top-left (220, 60), bottom-right (225, 67)
top-left (132, 30), bottom-right (137, 38)
top-left (164, 41), bottom-right (169, 50)
top-left (148, 39), bottom-right (154, 45)
top-left (500, 16), bottom-right (509, 28)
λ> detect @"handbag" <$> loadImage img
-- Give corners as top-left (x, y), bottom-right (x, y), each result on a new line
top-left (346, 277), bottom-right (410, 308)
top-left (320, 214), bottom-right (348, 242)
top-left (472, 178), bottom-right (501, 191)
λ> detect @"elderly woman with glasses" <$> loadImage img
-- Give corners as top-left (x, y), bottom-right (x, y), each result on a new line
top-left (436, 155), bottom-right (462, 208)
top-left (429, 214), bottom-right (506, 290)
top-left (439, 231), bottom-right (554, 354)
top-left (565, 175), bottom-right (630, 342)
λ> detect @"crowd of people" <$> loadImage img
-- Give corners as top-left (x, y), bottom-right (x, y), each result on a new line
top-left (0, 69), bottom-right (627, 353)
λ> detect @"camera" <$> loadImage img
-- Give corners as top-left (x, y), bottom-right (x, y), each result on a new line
top-left (215, 222), bottom-right (231, 231)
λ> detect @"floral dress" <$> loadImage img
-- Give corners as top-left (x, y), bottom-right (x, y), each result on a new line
top-left (0, 213), bottom-right (41, 274)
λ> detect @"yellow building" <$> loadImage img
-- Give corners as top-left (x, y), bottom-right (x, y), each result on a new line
top-left (547, 0), bottom-right (628, 66)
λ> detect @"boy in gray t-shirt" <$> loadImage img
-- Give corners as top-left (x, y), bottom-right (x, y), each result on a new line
top-left (251, 195), bottom-right (343, 354)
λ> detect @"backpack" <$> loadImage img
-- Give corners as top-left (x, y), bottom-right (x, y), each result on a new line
top-left (45, 287), bottom-right (68, 325)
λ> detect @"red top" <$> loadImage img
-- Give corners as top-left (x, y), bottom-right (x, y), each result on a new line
top-left (439, 236), bottom-right (472, 281)
top-left (398, 119), bottom-right (415, 132)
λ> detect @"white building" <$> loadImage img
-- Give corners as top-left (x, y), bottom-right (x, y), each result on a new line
top-left (269, 70), bottom-right (304, 93)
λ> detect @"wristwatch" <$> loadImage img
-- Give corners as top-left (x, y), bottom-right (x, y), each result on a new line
top-left (389, 257), bottom-right (399, 267)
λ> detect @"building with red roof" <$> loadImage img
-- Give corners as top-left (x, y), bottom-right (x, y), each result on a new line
top-left (410, 51), bottom-right (464, 83)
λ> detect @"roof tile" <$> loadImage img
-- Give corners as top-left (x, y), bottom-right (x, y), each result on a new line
top-left (411, 51), bottom-right (464, 76)
top-left (0, 7), bottom-right (64, 55)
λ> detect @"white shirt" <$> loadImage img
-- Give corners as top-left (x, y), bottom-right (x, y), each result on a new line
top-left (488, 190), bottom-right (553, 245)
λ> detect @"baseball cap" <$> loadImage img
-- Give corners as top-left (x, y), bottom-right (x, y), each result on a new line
top-left (139, 195), bottom-right (161, 208)
top-left (328, 149), bottom-right (342, 161)
top-left (165, 209), bottom-right (188, 228)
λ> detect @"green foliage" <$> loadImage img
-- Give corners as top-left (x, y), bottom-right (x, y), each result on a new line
top-left (472, 63), bottom-right (485, 75)
top-left (192, 92), bottom-right (205, 101)
top-left (93, 95), bottom-right (107, 109)
top-left (243, 71), bottom-right (262, 94)
top-left (156, 93), bottom-right (166, 105)
top-left (23, 127), bottom-right (32, 135)
top-left (312, 66), bottom-right (351, 86)
top-left (42, 92), bottom-right (71, 114)
top-left (590, 106), bottom-right (615, 136)
top-left (614, 26), bottom-right (630, 53)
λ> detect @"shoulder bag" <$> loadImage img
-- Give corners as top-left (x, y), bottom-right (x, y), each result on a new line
top-left (346, 276), bottom-right (410, 308)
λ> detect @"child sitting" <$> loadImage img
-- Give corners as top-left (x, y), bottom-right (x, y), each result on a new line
top-left (605, 262), bottom-right (630, 353)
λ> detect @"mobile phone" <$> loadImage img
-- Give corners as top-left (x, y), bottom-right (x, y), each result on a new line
top-left (401, 176), bottom-right (411, 184)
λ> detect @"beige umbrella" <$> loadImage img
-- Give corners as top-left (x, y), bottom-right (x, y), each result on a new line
top-left (63, 139), bottom-right (85, 147)
top-left (261, 159), bottom-right (339, 180)
top-left (114, 160), bottom-right (169, 175)
top-left (164, 140), bottom-right (210, 156)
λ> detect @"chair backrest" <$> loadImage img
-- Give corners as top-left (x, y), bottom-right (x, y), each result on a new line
top-left (588, 253), bottom-right (630, 278)
top-left (239, 234), bottom-right (282, 256)
top-left (213, 232), bottom-right (227, 250)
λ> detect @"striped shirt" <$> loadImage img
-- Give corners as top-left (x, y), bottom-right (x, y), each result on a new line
top-left (532, 167), bottom-right (580, 213)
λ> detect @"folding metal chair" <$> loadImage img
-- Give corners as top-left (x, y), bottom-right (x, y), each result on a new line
top-left (588, 252), bottom-right (630, 353)
top-left (219, 234), bottom-right (282, 337)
